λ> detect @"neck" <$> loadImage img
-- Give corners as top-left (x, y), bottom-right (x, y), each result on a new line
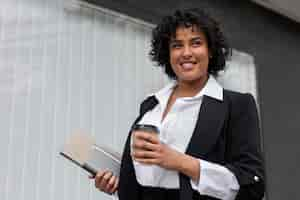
top-left (175, 75), bottom-right (209, 98)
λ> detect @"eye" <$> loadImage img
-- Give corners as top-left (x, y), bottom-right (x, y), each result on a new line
top-left (170, 42), bottom-right (182, 49)
top-left (191, 40), bottom-right (202, 47)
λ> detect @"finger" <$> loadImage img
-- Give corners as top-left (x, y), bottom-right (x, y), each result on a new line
top-left (134, 131), bottom-right (159, 144)
top-left (132, 140), bottom-right (159, 151)
top-left (105, 175), bottom-right (115, 191)
top-left (95, 170), bottom-right (106, 188)
top-left (96, 170), bottom-right (105, 178)
top-left (132, 150), bottom-right (160, 159)
top-left (110, 177), bottom-right (119, 194)
top-left (135, 158), bottom-right (158, 165)
top-left (99, 171), bottom-right (113, 190)
top-left (106, 176), bottom-right (116, 193)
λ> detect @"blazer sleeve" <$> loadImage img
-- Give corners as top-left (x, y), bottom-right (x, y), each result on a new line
top-left (225, 93), bottom-right (265, 200)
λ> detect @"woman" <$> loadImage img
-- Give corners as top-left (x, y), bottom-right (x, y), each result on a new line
top-left (92, 8), bottom-right (265, 200)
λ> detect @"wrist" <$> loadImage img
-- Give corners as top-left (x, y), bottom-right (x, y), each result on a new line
top-left (178, 154), bottom-right (200, 182)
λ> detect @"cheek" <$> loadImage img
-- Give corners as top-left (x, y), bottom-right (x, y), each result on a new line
top-left (169, 51), bottom-right (178, 62)
top-left (196, 52), bottom-right (209, 72)
top-left (169, 53), bottom-right (181, 70)
top-left (197, 48), bottom-right (210, 59)
top-left (197, 51), bottom-right (210, 65)
top-left (201, 56), bottom-right (209, 66)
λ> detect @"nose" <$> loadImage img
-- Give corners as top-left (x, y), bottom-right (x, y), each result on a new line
top-left (182, 45), bottom-right (192, 58)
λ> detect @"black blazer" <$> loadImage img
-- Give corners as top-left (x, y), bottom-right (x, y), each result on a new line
top-left (118, 89), bottom-right (265, 200)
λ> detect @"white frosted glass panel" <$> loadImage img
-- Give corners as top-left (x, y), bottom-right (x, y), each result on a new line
top-left (217, 49), bottom-right (259, 104)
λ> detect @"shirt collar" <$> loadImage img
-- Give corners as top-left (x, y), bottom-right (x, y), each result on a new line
top-left (154, 75), bottom-right (223, 105)
top-left (197, 75), bottom-right (223, 101)
top-left (154, 81), bottom-right (176, 108)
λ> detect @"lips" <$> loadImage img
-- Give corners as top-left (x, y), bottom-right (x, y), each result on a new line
top-left (180, 61), bottom-right (196, 70)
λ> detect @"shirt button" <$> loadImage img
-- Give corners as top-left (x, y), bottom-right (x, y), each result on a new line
top-left (254, 176), bottom-right (259, 182)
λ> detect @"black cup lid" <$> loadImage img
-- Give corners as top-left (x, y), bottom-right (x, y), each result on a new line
top-left (131, 124), bottom-right (159, 134)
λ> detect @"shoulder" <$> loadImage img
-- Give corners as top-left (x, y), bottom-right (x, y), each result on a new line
top-left (223, 89), bottom-right (256, 105)
top-left (223, 89), bottom-right (258, 115)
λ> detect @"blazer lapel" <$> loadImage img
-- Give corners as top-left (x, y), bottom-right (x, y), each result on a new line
top-left (139, 96), bottom-right (159, 116)
top-left (139, 95), bottom-right (227, 158)
top-left (185, 95), bottom-right (227, 158)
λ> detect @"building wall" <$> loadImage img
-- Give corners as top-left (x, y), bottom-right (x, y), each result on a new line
top-left (86, 0), bottom-right (300, 199)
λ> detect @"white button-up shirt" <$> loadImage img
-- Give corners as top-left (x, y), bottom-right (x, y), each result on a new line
top-left (132, 76), bottom-right (240, 200)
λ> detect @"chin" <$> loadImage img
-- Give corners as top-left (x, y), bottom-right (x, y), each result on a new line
top-left (177, 73), bottom-right (208, 83)
top-left (178, 77), bottom-right (202, 84)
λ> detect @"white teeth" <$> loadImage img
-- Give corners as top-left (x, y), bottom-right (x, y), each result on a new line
top-left (181, 63), bottom-right (194, 70)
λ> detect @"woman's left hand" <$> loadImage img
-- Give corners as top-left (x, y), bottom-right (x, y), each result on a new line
top-left (131, 130), bottom-right (183, 171)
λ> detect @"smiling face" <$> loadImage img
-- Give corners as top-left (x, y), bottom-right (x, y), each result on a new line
top-left (169, 26), bottom-right (210, 85)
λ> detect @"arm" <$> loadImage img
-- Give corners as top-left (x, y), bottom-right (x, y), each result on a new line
top-left (132, 137), bottom-right (239, 200)
top-left (177, 93), bottom-right (263, 200)
top-left (189, 159), bottom-right (239, 200)
top-left (224, 93), bottom-right (265, 200)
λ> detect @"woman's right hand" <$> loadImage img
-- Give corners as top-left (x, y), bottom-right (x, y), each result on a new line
top-left (92, 170), bottom-right (119, 195)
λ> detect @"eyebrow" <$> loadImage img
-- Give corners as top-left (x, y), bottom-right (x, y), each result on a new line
top-left (190, 36), bottom-right (203, 41)
top-left (170, 36), bottom-right (203, 43)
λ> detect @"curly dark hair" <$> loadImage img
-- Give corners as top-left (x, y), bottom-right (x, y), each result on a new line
top-left (149, 8), bottom-right (232, 79)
